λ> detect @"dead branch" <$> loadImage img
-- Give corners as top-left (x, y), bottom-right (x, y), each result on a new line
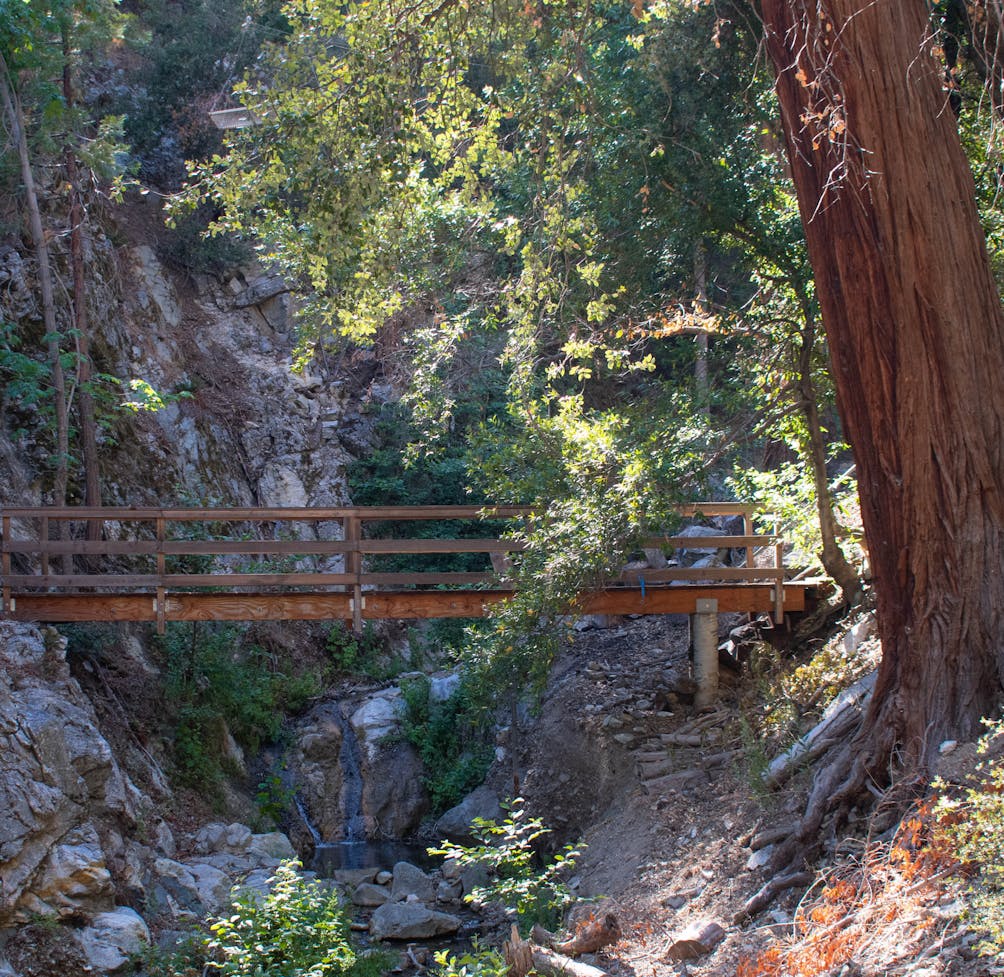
top-left (733, 871), bottom-right (813, 924)
top-left (504, 925), bottom-right (612, 977)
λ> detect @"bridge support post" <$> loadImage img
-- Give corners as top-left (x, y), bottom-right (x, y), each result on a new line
top-left (692, 598), bottom-right (718, 710)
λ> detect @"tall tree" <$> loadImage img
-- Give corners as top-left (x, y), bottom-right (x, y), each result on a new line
top-left (759, 0), bottom-right (1004, 818)
top-left (0, 51), bottom-right (71, 513)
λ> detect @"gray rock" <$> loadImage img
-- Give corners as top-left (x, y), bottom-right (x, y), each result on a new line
top-left (248, 832), bottom-right (296, 862)
top-left (184, 861), bottom-right (233, 913)
top-left (437, 879), bottom-right (463, 902)
top-left (368, 902), bottom-right (462, 941)
top-left (433, 786), bottom-right (502, 843)
top-left (22, 824), bottom-right (115, 917)
top-left (334, 867), bottom-right (378, 886)
top-left (234, 868), bottom-right (277, 904)
top-left (0, 623), bottom-right (136, 922)
top-left (193, 822), bottom-right (252, 855)
top-left (459, 863), bottom-right (490, 898)
top-left (390, 861), bottom-right (435, 903)
top-left (73, 907), bottom-right (150, 973)
top-left (352, 882), bottom-right (391, 907)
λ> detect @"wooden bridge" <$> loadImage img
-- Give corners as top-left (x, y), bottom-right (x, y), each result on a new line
top-left (0, 504), bottom-right (814, 633)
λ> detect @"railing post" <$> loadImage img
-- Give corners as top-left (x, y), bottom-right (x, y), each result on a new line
top-left (773, 520), bottom-right (784, 624)
top-left (693, 597), bottom-right (719, 710)
top-left (345, 513), bottom-right (362, 631)
top-left (40, 515), bottom-right (49, 580)
top-left (156, 517), bottom-right (166, 635)
top-left (743, 508), bottom-right (755, 570)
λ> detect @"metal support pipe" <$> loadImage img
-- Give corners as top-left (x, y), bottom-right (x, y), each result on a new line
top-left (693, 597), bottom-right (719, 710)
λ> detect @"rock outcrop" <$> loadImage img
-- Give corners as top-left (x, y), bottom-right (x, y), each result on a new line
top-left (0, 623), bottom-right (146, 922)
top-left (293, 687), bottom-right (428, 842)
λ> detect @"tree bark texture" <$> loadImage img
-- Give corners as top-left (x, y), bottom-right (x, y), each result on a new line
top-left (760, 0), bottom-right (1004, 770)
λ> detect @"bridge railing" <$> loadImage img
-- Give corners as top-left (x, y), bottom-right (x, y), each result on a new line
top-left (0, 504), bottom-right (788, 628)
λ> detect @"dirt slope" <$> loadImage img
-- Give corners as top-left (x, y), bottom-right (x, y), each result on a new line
top-left (498, 614), bottom-right (984, 977)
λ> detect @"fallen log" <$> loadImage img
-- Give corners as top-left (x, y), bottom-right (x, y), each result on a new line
top-left (504, 926), bottom-right (612, 977)
top-left (763, 672), bottom-right (875, 788)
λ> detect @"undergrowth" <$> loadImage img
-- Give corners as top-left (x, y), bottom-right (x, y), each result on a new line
top-left (399, 672), bottom-right (494, 814)
top-left (430, 799), bottom-right (583, 935)
top-left (736, 786), bottom-right (981, 976)
top-left (143, 860), bottom-right (390, 977)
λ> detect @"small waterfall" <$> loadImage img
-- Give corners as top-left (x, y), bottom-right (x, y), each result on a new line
top-left (295, 793), bottom-right (323, 848)
top-left (336, 701), bottom-right (366, 842)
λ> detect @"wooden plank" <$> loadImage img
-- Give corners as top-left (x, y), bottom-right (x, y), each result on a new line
top-left (578, 584), bottom-right (806, 616)
top-left (3, 537), bottom-right (523, 557)
top-left (345, 513), bottom-right (362, 631)
top-left (5, 573), bottom-right (163, 588)
top-left (358, 538), bottom-right (522, 554)
top-left (363, 591), bottom-right (513, 618)
top-left (6, 594), bottom-right (159, 621)
top-left (0, 502), bottom-right (761, 522)
top-left (0, 505), bottom-right (533, 521)
top-left (2, 583), bottom-right (809, 623)
top-left (617, 566), bottom-right (786, 582)
top-left (360, 571), bottom-right (499, 586)
top-left (3, 540), bottom-right (161, 555)
top-left (640, 535), bottom-right (773, 548)
top-left (40, 515), bottom-right (49, 577)
top-left (160, 539), bottom-right (355, 555)
top-left (3, 572), bottom-right (356, 589)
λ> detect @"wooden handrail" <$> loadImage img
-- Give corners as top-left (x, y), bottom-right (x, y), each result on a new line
top-left (0, 504), bottom-right (789, 629)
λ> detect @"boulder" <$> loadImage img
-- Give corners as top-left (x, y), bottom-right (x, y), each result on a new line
top-left (247, 832), bottom-right (297, 862)
top-left (193, 821), bottom-right (252, 855)
top-left (459, 862), bottom-right (491, 899)
top-left (291, 704), bottom-right (346, 842)
top-left (674, 525), bottom-right (729, 566)
top-left (390, 861), bottom-right (435, 903)
top-left (335, 866), bottom-right (378, 886)
top-left (433, 786), bottom-right (503, 843)
top-left (368, 902), bottom-right (462, 941)
top-left (151, 857), bottom-right (231, 916)
top-left (150, 858), bottom-right (204, 915)
top-left (73, 907), bottom-right (150, 973)
top-left (437, 879), bottom-right (463, 902)
top-left (184, 861), bottom-right (233, 913)
top-left (352, 882), bottom-right (391, 907)
top-left (350, 691), bottom-right (404, 761)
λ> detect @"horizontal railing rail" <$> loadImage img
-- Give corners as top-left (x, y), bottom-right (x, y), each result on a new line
top-left (0, 504), bottom-right (790, 629)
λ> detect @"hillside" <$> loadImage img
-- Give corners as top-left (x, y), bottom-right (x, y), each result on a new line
top-left (2, 1), bottom-right (1004, 975)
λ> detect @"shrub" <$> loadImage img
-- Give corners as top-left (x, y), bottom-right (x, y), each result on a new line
top-left (399, 674), bottom-right (493, 814)
top-left (205, 861), bottom-right (360, 977)
top-left (158, 622), bottom-right (319, 790)
top-left (430, 800), bottom-right (582, 934)
top-left (431, 942), bottom-right (508, 977)
top-left (935, 720), bottom-right (1004, 958)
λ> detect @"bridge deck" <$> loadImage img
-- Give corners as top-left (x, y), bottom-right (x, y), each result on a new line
top-left (0, 505), bottom-right (812, 630)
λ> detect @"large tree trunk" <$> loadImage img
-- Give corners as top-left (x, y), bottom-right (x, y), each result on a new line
top-left (760, 0), bottom-right (1004, 774)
